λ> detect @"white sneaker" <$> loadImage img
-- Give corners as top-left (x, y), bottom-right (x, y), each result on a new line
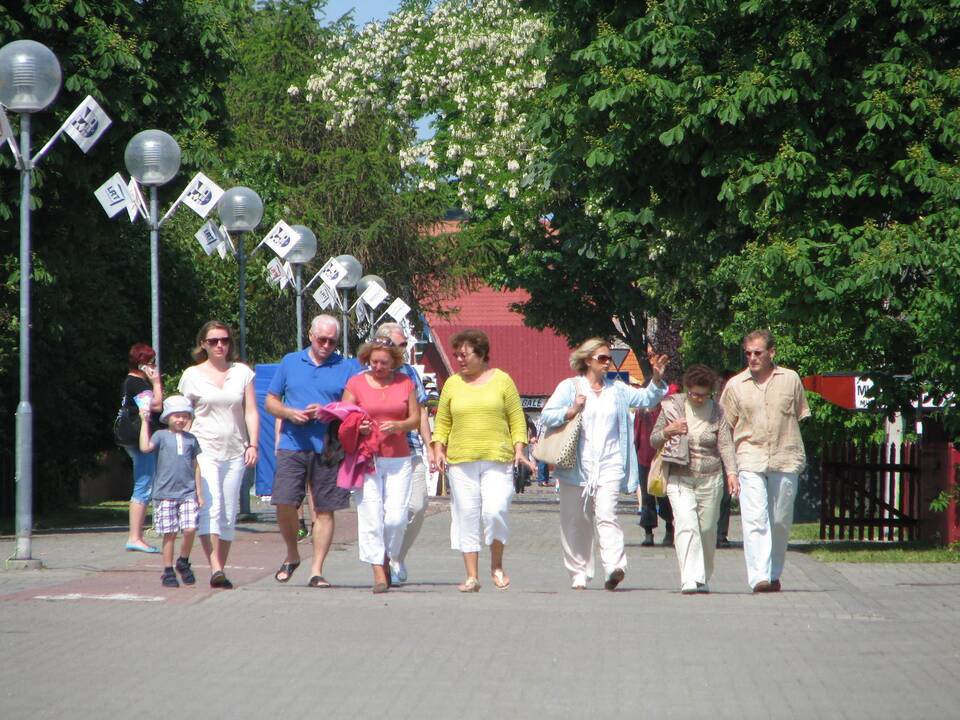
top-left (680, 581), bottom-right (698, 594)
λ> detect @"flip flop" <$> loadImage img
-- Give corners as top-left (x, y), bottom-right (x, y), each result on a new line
top-left (274, 561), bottom-right (301, 583)
top-left (491, 569), bottom-right (510, 590)
top-left (125, 542), bottom-right (160, 554)
top-left (308, 575), bottom-right (331, 588)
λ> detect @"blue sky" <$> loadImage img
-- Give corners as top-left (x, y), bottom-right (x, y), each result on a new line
top-left (320, 1), bottom-right (402, 27)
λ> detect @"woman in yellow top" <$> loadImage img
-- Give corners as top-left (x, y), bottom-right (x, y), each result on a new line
top-left (433, 329), bottom-right (535, 592)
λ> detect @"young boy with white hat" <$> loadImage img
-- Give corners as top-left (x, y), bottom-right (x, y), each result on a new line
top-left (139, 395), bottom-right (204, 588)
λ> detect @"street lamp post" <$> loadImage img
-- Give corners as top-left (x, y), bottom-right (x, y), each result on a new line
top-left (335, 254), bottom-right (362, 356)
top-left (124, 130), bottom-right (181, 368)
top-left (0, 40), bottom-right (62, 568)
top-left (218, 187), bottom-right (264, 362)
top-left (288, 225), bottom-right (317, 349)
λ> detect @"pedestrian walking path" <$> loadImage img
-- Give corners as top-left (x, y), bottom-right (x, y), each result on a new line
top-left (1, 489), bottom-right (959, 719)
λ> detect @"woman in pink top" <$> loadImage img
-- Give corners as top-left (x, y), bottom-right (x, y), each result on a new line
top-left (342, 337), bottom-right (420, 593)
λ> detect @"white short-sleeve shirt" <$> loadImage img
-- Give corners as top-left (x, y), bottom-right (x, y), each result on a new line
top-left (178, 363), bottom-right (255, 461)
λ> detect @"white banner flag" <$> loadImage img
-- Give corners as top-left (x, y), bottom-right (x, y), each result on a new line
top-left (385, 297), bottom-right (411, 322)
top-left (260, 220), bottom-right (299, 259)
top-left (265, 258), bottom-right (285, 287)
top-left (94, 172), bottom-right (130, 218)
top-left (358, 281), bottom-right (389, 310)
top-left (312, 283), bottom-right (340, 310)
top-left (126, 177), bottom-right (148, 222)
top-left (195, 220), bottom-right (226, 255)
top-left (63, 95), bottom-right (111, 153)
top-left (280, 261), bottom-right (295, 291)
top-left (178, 172), bottom-right (224, 219)
top-left (217, 230), bottom-right (236, 260)
top-left (0, 106), bottom-right (21, 165)
top-left (317, 257), bottom-right (348, 289)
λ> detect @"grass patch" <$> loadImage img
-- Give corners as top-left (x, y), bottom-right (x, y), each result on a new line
top-left (0, 501), bottom-right (132, 536)
top-left (790, 522), bottom-right (960, 563)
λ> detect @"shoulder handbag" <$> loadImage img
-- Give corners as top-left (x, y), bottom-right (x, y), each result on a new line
top-left (647, 448), bottom-right (669, 497)
top-left (113, 382), bottom-right (141, 447)
top-left (533, 379), bottom-right (584, 469)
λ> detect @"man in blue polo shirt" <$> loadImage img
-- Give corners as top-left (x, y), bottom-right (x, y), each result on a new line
top-left (265, 314), bottom-right (361, 587)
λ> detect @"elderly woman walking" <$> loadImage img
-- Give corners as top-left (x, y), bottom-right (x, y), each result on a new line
top-left (650, 364), bottom-right (737, 594)
top-left (433, 329), bottom-right (534, 592)
top-left (541, 338), bottom-right (668, 590)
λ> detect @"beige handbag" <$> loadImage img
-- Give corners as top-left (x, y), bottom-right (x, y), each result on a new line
top-left (533, 380), bottom-right (584, 469)
top-left (647, 449), bottom-right (669, 497)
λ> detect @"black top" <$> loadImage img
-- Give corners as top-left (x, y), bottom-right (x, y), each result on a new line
top-left (123, 374), bottom-right (161, 426)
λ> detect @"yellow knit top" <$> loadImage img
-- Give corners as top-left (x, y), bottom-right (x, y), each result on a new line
top-left (433, 369), bottom-right (528, 464)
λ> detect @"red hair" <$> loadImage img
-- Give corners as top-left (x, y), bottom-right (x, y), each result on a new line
top-left (128, 343), bottom-right (156, 370)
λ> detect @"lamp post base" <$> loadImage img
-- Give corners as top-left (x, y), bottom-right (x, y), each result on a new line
top-left (6, 558), bottom-right (43, 570)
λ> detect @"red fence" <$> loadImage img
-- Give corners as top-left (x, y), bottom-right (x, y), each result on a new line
top-left (819, 442), bottom-right (920, 541)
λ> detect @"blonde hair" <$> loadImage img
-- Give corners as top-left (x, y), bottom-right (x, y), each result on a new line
top-left (569, 337), bottom-right (609, 374)
top-left (375, 322), bottom-right (403, 340)
top-left (357, 337), bottom-right (404, 368)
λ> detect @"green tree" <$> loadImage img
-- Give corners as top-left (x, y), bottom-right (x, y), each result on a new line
top-left (517, 0), bottom-right (960, 428)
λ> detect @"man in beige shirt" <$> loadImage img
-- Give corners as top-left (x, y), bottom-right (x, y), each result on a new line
top-left (721, 329), bottom-right (810, 592)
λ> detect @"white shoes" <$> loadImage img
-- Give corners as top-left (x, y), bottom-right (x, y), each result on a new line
top-left (389, 560), bottom-right (407, 585)
top-left (680, 581), bottom-right (698, 594)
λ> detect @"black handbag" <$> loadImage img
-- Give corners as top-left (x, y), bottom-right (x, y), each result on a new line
top-left (113, 385), bottom-right (141, 447)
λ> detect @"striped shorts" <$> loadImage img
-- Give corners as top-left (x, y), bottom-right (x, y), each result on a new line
top-left (153, 498), bottom-right (199, 535)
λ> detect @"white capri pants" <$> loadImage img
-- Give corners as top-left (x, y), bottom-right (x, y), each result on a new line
top-left (447, 460), bottom-right (513, 553)
top-left (739, 470), bottom-right (798, 589)
top-left (354, 456), bottom-right (413, 565)
top-left (197, 454), bottom-right (246, 542)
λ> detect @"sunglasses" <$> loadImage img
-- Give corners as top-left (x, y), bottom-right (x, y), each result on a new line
top-left (687, 390), bottom-right (712, 400)
top-left (313, 336), bottom-right (338, 347)
top-left (372, 337), bottom-right (395, 348)
top-left (592, 354), bottom-right (612, 363)
top-left (204, 337), bottom-right (231, 346)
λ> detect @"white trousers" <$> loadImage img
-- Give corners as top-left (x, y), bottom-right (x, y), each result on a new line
top-left (739, 470), bottom-right (797, 589)
top-left (397, 455), bottom-right (428, 563)
top-left (559, 477), bottom-right (626, 585)
top-left (354, 456), bottom-right (413, 565)
top-left (197, 454), bottom-right (246, 541)
top-left (665, 473), bottom-right (723, 588)
top-left (447, 461), bottom-right (513, 553)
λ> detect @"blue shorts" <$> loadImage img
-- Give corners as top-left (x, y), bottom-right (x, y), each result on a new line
top-left (125, 446), bottom-right (156, 503)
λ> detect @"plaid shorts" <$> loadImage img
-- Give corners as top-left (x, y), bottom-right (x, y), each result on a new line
top-left (153, 498), bottom-right (199, 535)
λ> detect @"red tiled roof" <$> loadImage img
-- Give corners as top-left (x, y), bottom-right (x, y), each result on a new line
top-left (424, 286), bottom-right (574, 397)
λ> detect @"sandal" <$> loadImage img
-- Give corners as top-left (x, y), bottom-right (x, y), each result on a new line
top-left (491, 569), bottom-right (510, 590)
top-left (308, 575), bottom-right (331, 588)
top-left (457, 577), bottom-right (481, 593)
top-left (274, 560), bottom-right (301, 583)
top-left (210, 571), bottom-right (233, 589)
top-left (372, 582), bottom-right (389, 594)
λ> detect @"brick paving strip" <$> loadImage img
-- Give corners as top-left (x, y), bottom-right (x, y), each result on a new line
top-left (1, 489), bottom-right (959, 719)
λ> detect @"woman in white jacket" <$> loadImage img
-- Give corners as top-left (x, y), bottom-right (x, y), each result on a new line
top-left (540, 338), bottom-right (668, 590)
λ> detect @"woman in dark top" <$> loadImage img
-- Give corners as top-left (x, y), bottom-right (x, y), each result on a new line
top-left (122, 343), bottom-right (164, 553)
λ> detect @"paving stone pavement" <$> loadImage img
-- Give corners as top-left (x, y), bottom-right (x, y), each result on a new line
top-left (2, 488), bottom-right (959, 719)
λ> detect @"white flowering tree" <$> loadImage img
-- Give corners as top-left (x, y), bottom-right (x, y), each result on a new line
top-left (299, 0), bottom-right (548, 254)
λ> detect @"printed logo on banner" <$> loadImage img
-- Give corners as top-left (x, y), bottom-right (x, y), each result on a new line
top-left (195, 220), bottom-right (226, 256)
top-left (261, 220), bottom-right (299, 259)
top-left (317, 257), bottom-right (348, 289)
top-left (312, 283), bottom-right (339, 310)
top-left (179, 172), bottom-right (224, 219)
top-left (358, 281), bottom-right (389, 310)
top-left (63, 96), bottom-right (112, 153)
top-left (265, 258), bottom-right (285, 287)
top-left (126, 178), bottom-right (148, 222)
top-left (385, 297), bottom-right (411, 322)
top-left (94, 172), bottom-right (130, 218)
